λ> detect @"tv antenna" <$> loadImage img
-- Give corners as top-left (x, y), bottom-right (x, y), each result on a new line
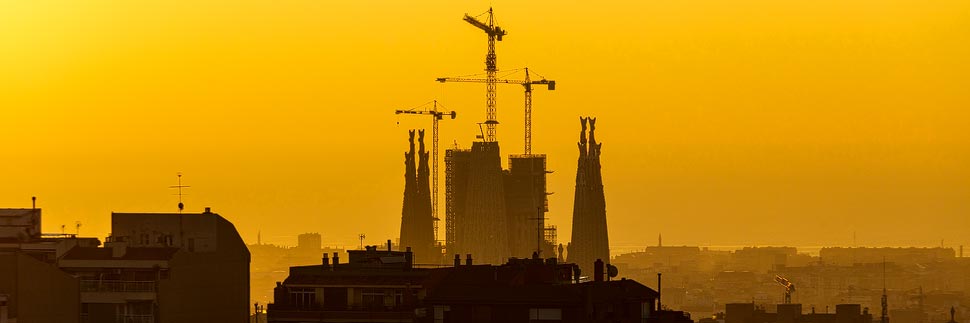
top-left (169, 172), bottom-right (190, 213)
top-left (358, 233), bottom-right (366, 250)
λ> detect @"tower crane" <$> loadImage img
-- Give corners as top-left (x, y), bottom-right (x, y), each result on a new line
top-left (462, 7), bottom-right (506, 142)
top-left (395, 101), bottom-right (457, 243)
top-left (437, 68), bottom-right (555, 154)
top-left (774, 275), bottom-right (796, 304)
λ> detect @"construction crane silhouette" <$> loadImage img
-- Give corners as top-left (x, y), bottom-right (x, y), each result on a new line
top-left (395, 101), bottom-right (457, 243)
top-left (462, 7), bottom-right (505, 143)
top-left (774, 275), bottom-right (796, 304)
top-left (437, 68), bottom-right (555, 154)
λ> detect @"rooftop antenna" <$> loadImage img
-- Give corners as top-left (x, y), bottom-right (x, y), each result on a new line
top-left (530, 207), bottom-right (548, 257)
top-left (75, 221), bottom-right (82, 236)
top-left (169, 172), bottom-right (190, 213)
top-left (60, 224), bottom-right (65, 235)
top-left (358, 233), bottom-right (366, 250)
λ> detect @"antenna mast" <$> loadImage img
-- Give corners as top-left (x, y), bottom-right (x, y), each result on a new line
top-left (170, 172), bottom-right (190, 213)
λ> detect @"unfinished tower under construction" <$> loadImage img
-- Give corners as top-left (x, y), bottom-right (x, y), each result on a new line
top-left (445, 147), bottom-right (554, 264)
top-left (568, 117), bottom-right (610, 273)
top-left (399, 130), bottom-right (436, 263)
top-left (445, 141), bottom-right (509, 264)
top-left (504, 154), bottom-right (553, 258)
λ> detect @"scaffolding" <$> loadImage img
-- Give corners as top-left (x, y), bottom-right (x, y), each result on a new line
top-left (444, 148), bottom-right (470, 253)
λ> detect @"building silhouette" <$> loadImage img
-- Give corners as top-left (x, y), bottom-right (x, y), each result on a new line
top-left (444, 141), bottom-right (553, 264)
top-left (504, 154), bottom-right (554, 258)
top-left (267, 244), bottom-right (663, 323)
top-left (445, 141), bottom-right (511, 264)
top-left (0, 206), bottom-right (250, 323)
top-left (70, 209), bottom-right (250, 323)
top-left (725, 303), bottom-right (873, 323)
top-left (568, 117), bottom-right (610, 274)
top-left (399, 130), bottom-right (438, 263)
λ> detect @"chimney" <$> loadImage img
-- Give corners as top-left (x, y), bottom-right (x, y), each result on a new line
top-left (465, 254), bottom-right (473, 266)
top-left (332, 252), bottom-right (339, 266)
top-left (1, 294), bottom-right (8, 323)
top-left (405, 247), bottom-right (413, 268)
top-left (110, 241), bottom-right (128, 258)
top-left (454, 254), bottom-right (461, 267)
top-left (203, 207), bottom-right (212, 214)
top-left (594, 259), bottom-right (604, 282)
top-left (322, 253), bottom-right (330, 268)
top-left (657, 272), bottom-right (663, 311)
top-left (387, 239), bottom-right (392, 251)
top-left (31, 196), bottom-right (36, 209)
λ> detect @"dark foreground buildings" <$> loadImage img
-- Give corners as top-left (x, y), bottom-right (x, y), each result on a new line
top-left (268, 245), bottom-right (673, 323)
top-left (723, 303), bottom-right (873, 323)
top-left (0, 206), bottom-right (250, 323)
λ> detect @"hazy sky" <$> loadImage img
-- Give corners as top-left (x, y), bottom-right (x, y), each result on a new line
top-left (2, 0), bottom-right (967, 250)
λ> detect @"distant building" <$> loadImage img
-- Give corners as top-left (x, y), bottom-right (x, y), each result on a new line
top-left (819, 247), bottom-right (955, 266)
top-left (725, 303), bottom-right (873, 323)
top-left (297, 233), bottom-right (323, 251)
top-left (268, 244), bottom-right (666, 323)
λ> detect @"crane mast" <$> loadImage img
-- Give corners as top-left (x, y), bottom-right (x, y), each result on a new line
top-left (395, 101), bottom-right (457, 243)
top-left (463, 8), bottom-right (505, 142)
top-left (523, 68), bottom-right (533, 154)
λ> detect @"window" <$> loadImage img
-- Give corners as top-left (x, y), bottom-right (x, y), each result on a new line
top-left (289, 288), bottom-right (316, 309)
top-left (362, 288), bottom-right (384, 308)
top-left (529, 308), bottom-right (562, 321)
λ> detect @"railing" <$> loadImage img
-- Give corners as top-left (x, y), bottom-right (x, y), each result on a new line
top-left (80, 280), bottom-right (156, 293)
top-left (119, 314), bottom-right (154, 323)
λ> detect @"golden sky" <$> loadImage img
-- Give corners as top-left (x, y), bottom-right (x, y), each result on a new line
top-left (1, 0), bottom-right (968, 250)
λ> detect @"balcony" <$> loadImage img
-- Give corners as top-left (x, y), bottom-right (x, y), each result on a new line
top-left (80, 280), bottom-right (155, 293)
top-left (81, 313), bottom-right (154, 323)
top-left (80, 280), bottom-right (157, 302)
top-left (120, 314), bottom-right (154, 323)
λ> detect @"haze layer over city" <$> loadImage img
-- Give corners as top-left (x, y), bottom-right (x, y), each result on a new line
top-left (2, 0), bottom-right (968, 251)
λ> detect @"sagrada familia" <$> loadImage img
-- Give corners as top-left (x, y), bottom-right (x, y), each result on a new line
top-left (398, 117), bottom-right (609, 270)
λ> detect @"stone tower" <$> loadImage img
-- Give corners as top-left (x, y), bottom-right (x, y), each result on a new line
top-left (399, 130), bottom-right (436, 263)
top-left (568, 117), bottom-right (610, 274)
